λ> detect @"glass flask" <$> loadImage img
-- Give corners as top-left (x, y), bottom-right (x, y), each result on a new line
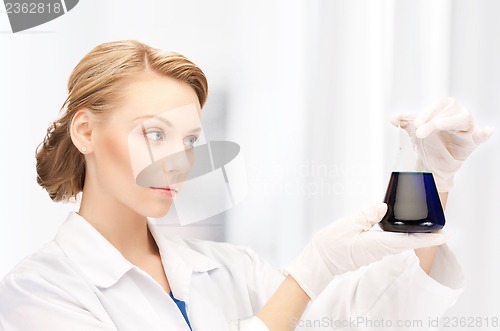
top-left (379, 118), bottom-right (445, 233)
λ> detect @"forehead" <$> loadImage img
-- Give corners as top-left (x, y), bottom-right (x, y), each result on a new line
top-left (116, 73), bottom-right (201, 119)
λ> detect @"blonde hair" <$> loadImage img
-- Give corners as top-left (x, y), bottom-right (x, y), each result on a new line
top-left (36, 40), bottom-right (208, 202)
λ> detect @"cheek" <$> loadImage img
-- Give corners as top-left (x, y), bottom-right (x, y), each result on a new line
top-left (98, 131), bottom-right (135, 183)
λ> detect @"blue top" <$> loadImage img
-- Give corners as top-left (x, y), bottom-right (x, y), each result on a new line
top-left (169, 292), bottom-right (192, 330)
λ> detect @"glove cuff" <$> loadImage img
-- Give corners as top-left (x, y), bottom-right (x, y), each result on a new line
top-left (284, 242), bottom-right (335, 301)
top-left (434, 173), bottom-right (455, 192)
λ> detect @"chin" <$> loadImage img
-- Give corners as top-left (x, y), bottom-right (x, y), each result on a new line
top-left (143, 202), bottom-right (173, 219)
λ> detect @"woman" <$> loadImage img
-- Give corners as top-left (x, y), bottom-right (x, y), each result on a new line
top-left (0, 40), bottom-right (491, 330)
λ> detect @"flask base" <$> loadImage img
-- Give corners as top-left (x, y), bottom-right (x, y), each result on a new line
top-left (379, 219), bottom-right (444, 233)
top-left (380, 172), bottom-right (445, 233)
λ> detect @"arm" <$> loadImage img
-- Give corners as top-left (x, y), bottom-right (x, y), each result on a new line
top-left (297, 247), bottom-right (464, 331)
top-left (257, 275), bottom-right (310, 331)
top-left (251, 204), bottom-right (446, 331)
top-left (414, 191), bottom-right (448, 274)
top-left (253, 243), bottom-right (464, 331)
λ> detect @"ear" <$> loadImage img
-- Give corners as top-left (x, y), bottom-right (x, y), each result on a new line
top-left (70, 109), bottom-right (94, 154)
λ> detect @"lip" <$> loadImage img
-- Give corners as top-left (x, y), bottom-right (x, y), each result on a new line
top-left (150, 187), bottom-right (178, 198)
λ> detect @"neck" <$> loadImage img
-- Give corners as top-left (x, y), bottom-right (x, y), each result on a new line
top-left (78, 180), bottom-right (158, 259)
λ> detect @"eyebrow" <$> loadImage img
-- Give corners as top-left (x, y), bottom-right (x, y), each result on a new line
top-left (134, 115), bottom-right (202, 134)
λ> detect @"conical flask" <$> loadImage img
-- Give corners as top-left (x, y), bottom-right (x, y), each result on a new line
top-left (379, 118), bottom-right (445, 233)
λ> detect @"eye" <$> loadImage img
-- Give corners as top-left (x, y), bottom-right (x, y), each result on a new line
top-left (143, 128), bottom-right (166, 142)
top-left (184, 136), bottom-right (199, 148)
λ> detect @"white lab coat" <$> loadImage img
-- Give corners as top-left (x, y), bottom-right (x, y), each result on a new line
top-left (0, 212), bottom-right (464, 331)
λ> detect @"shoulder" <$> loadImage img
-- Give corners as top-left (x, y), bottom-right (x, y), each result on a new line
top-left (176, 236), bottom-right (284, 306)
top-left (0, 241), bottom-right (93, 309)
top-left (184, 237), bottom-right (287, 308)
top-left (0, 241), bottom-right (112, 328)
top-left (170, 236), bottom-right (284, 285)
top-left (155, 231), bottom-right (279, 277)
top-left (175, 236), bottom-right (263, 266)
top-left (1, 240), bottom-right (80, 284)
top-left (1, 241), bottom-right (66, 282)
top-left (0, 242), bottom-right (68, 312)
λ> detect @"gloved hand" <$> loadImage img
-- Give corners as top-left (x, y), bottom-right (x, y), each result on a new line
top-left (285, 203), bottom-right (447, 300)
top-left (392, 97), bottom-right (493, 192)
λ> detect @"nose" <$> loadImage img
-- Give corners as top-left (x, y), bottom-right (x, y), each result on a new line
top-left (160, 144), bottom-right (194, 180)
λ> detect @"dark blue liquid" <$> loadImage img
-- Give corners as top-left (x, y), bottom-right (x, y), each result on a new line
top-left (380, 172), bottom-right (445, 233)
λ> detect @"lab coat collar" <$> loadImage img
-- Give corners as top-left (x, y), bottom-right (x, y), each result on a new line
top-left (54, 212), bottom-right (222, 294)
top-left (147, 223), bottom-right (222, 303)
top-left (148, 224), bottom-right (221, 273)
top-left (55, 212), bottom-right (135, 288)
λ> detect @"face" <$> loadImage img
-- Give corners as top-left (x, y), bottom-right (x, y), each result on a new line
top-left (89, 74), bottom-right (202, 218)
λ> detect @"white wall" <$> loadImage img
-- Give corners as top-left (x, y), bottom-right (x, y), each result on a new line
top-left (0, 0), bottom-right (234, 276)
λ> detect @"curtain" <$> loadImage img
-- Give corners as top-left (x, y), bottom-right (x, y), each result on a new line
top-left (225, 0), bottom-right (500, 326)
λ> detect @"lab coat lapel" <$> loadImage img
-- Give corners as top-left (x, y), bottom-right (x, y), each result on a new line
top-left (189, 271), bottom-right (234, 331)
top-left (148, 224), bottom-right (222, 302)
top-left (57, 214), bottom-right (193, 331)
top-left (149, 225), bottom-right (238, 329)
top-left (96, 272), bottom-right (179, 331)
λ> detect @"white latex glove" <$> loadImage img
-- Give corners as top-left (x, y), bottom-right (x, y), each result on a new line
top-left (392, 97), bottom-right (493, 192)
top-left (285, 203), bottom-right (447, 300)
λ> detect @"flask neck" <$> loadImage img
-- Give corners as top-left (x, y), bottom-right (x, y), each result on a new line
top-left (393, 120), bottom-right (430, 173)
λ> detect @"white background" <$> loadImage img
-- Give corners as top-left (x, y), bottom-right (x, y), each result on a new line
top-left (1, 1), bottom-right (499, 330)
